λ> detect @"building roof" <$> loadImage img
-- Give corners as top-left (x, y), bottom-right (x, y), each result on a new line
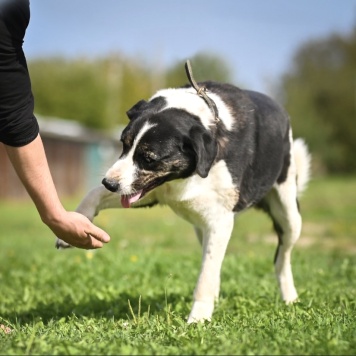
top-left (37, 114), bottom-right (122, 145)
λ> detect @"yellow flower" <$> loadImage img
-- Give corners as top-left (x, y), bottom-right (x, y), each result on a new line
top-left (86, 251), bottom-right (94, 260)
top-left (130, 255), bottom-right (138, 263)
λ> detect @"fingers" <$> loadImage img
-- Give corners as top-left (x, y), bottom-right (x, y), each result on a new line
top-left (85, 233), bottom-right (104, 249)
top-left (80, 227), bottom-right (110, 250)
top-left (85, 226), bottom-right (110, 245)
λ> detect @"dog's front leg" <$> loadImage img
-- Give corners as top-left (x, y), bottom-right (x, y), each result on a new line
top-left (75, 185), bottom-right (122, 220)
top-left (55, 186), bottom-right (121, 249)
top-left (188, 212), bottom-right (234, 323)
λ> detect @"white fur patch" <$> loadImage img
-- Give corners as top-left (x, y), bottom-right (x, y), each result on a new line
top-left (105, 121), bottom-right (156, 195)
top-left (150, 87), bottom-right (235, 131)
top-left (157, 160), bottom-right (238, 220)
top-left (293, 138), bottom-right (311, 194)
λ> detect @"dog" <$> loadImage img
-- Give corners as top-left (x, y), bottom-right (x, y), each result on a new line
top-left (56, 67), bottom-right (310, 323)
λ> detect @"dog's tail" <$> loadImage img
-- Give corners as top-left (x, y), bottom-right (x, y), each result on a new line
top-left (293, 138), bottom-right (311, 195)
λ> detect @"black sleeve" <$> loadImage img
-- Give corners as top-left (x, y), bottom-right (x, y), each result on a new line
top-left (0, 0), bottom-right (39, 147)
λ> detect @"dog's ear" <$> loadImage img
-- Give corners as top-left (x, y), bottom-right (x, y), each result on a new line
top-left (126, 97), bottom-right (166, 121)
top-left (126, 100), bottom-right (148, 121)
top-left (190, 126), bottom-right (217, 178)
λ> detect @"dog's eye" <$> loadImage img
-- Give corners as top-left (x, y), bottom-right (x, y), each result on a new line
top-left (143, 152), bottom-right (157, 163)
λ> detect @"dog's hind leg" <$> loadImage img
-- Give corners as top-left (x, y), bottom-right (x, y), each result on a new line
top-left (258, 138), bottom-right (310, 302)
top-left (262, 175), bottom-right (302, 304)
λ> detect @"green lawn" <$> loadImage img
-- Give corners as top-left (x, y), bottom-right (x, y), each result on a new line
top-left (0, 176), bottom-right (355, 355)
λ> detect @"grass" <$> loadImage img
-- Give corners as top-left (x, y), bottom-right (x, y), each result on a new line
top-left (0, 176), bottom-right (355, 355)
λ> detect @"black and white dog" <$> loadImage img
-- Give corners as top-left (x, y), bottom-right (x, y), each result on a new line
top-left (56, 74), bottom-right (310, 323)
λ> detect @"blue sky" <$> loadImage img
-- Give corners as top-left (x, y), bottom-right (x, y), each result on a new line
top-left (25, 0), bottom-right (356, 93)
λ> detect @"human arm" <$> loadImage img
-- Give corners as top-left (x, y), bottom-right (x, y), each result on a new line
top-left (5, 134), bottom-right (110, 249)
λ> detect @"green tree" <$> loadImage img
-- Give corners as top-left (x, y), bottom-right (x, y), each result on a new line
top-left (165, 52), bottom-right (233, 88)
top-left (280, 27), bottom-right (356, 174)
top-left (29, 52), bottom-right (233, 129)
top-left (30, 58), bottom-right (108, 128)
top-left (29, 56), bottom-right (153, 129)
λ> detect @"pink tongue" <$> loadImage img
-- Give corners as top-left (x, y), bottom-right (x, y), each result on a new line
top-left (121, 190), bottom-right (143, 208)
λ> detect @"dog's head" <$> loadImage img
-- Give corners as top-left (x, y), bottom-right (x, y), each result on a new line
top-left (102, 95), bottom-right (217, 207)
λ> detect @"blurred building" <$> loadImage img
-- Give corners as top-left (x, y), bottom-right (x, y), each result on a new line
top-left (0, 116), bottom-right (122, 200)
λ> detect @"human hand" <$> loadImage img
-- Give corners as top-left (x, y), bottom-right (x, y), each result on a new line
top-left (5, 136), bottom-right (110, 250)
top-left (46, 211), bottom-right (110, 250)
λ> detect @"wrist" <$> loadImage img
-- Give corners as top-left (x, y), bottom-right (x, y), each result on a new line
top-left (40, 204), bottom-right (67, 228)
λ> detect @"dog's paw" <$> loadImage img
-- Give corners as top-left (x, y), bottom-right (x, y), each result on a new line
top-left (187, 300), bottom-right (214, 323)
top-left (281, 285), bottom-right (298, 305)
top-left (55, 238), bottom-right (73, 249)
top-left (284, 295), bottom-right (299, 305)
top-left (282, 290), bottom-right (299, 305)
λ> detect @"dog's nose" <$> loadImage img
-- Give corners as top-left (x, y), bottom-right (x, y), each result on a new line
top-left (102, 178), bottom-right (119, 192)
